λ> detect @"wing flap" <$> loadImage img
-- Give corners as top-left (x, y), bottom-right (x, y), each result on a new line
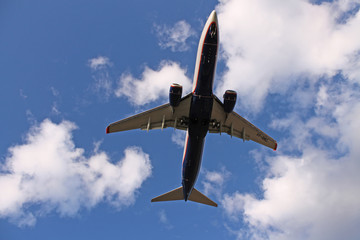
top-left (210, 95), bottom-right (277, 150)
top-left (107, 93), bottom-right (192, 133)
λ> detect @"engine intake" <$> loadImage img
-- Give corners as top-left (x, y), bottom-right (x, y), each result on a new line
top-left (169, 83), bottom-right (182, 107)
top-left (223, 90), bottom-right (237, 113)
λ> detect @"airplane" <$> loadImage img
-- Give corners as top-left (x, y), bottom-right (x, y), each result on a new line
top-left (106, 10), bottom-right (277, 207)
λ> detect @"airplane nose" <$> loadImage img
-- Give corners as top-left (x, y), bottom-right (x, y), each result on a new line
top-left (209, 10), bottom-right (218, 23)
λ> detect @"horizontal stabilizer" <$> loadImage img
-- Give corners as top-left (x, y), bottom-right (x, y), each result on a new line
top-left (151, 187), bottom-right (184, 202)
top-left (151, 187), bottom-right (217, 207)
top-left (189, 188), bottom-right (218, 207)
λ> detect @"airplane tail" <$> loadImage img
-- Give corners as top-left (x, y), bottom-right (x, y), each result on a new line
top-left (151, 186), bottom-right (217, 207)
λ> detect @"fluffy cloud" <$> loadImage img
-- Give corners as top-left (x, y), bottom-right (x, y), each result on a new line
top-left (115, 60), bottom-right (192, 105)
top-left (154, 20), bottom-right (195, 52)
top-left (216, 0), bottom-right (360, 112)
top-left (221, 80), bottom-right (360, 239)
top-left (202, 167), bottom-right (230, 199)
top-left (216, 0), bottom-right (360, 239)
top-left (171, 131), bottom-right (186, 148)
top-left (88, 56), bottom-right (112, 70)
top-left (222, 150), bottom-right (360, 240)
top-left (0, 119), bottom-right (152, 226)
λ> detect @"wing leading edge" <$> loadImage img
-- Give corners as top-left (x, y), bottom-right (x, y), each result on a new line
top-left (106, 93), bottom-right (277, 150)
top-left (209, 95), bottom-right (277, 150)
top-left (106, 93), bottom-right (192, 134)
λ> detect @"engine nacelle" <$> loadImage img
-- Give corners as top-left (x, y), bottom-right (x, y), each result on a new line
top-left (223, 90), bottom-right (237, 113)
top-left (169, 83), bottom-right (183, 107)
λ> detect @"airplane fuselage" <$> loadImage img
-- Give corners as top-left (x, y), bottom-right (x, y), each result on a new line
top-left (182, 12), bottom-right (218, 201)
top-left (107, 10), bottom-right (277, 207)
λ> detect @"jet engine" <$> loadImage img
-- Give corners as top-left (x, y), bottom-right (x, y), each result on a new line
top-left (169, 83), bottom-right (183, 107)
top-left (223, 90), bottom-right (237, 113)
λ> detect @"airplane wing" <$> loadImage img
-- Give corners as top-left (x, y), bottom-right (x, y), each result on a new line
top-left (209, 95), bottom-right (277, 150)
top-left (106, 93), bottom-right (192, 133)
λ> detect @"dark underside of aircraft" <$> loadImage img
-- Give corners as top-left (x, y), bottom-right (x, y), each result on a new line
top-left (106, 10), bottom-right (277, 207)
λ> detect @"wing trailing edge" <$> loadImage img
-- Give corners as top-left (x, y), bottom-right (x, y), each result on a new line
top-left (209, 95), bottom-right (277, 150)
top-left (151, 186), bottom-right (217, 207)
top-left (106, 93), bottom-right (192, 134)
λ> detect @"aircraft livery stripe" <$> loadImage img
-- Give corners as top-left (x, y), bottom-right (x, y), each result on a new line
top-left (182, 132), bottom-right (189, 165)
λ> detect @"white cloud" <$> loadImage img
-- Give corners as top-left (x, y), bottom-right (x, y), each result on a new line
top-left (0, 119), bottom-right (152, 227)
top-left (19, 89), bottom-right (27, 99)
top-left (222, 151), bottom-right (360, 240)
top-left (171, 131), bottom-right (186, 147)
top-left (221, 80), bottom-right (360, 239)
top-left (216, 0), bottom-right (360, 112)
top-left (154, 20), bottom-right (195, 52)
top-left (50, 87), bottom-right (61, 115)
top-left (158, 209), bottom-right (173, 229)
top-left (92, 71), bottom-right (113, 98)
top-left (88, 58), bottom-right (192, 104)
top-left (50, 87), bottom-right (59, 97)
top-left (115, 60), bottom-right (192, 105)
top-left (51, 102), bottom-right (60, 115)
top-left (202, 167), bottom-right (230, 199)
top-left (88, 56), bottom-right (112, 70)
top-left (215, 1), bottom-right (360, 238)
top-left (88, 56), bottom-right (114, 99)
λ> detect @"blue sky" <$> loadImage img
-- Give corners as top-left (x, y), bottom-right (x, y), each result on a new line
top-left (1, 0), bottom-right (360, 239)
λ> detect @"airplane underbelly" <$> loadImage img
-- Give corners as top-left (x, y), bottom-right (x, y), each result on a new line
top-left (194, 43), bottom-right (217, 96)
top-left (181, 94), bottom-right (213, 193)
top-left (182, 134), bottom-right (205, 190)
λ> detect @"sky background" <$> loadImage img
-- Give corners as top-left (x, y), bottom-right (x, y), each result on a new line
top-left (1, 0), bottom-right (360, 239)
